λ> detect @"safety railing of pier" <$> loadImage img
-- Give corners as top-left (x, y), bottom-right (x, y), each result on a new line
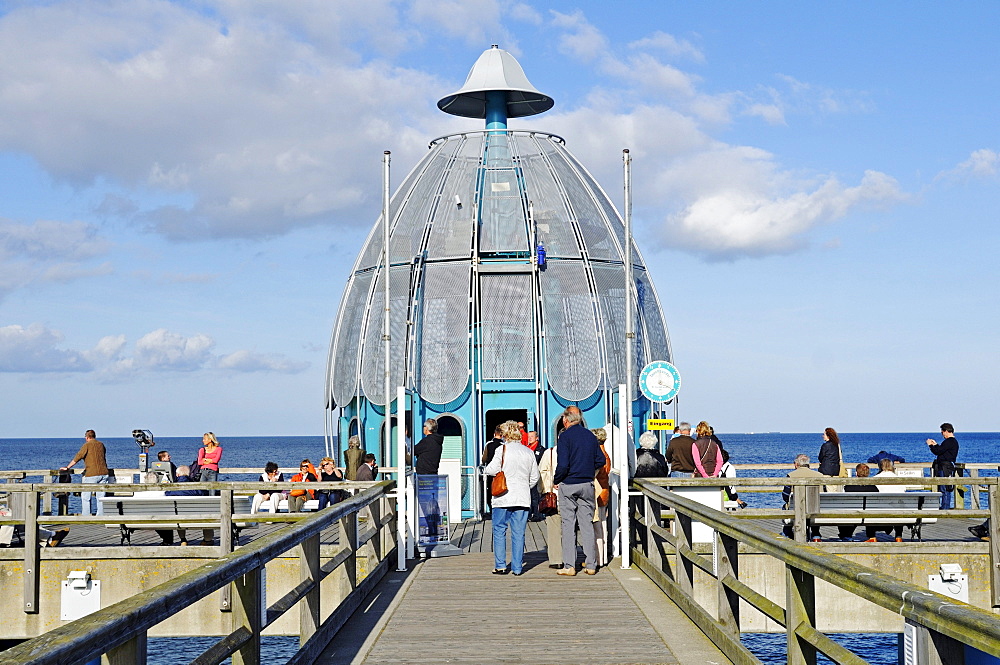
top-left (0, 479), bottom-right (397, 665)
top-left (630, 477), bottom-right (1000, 665)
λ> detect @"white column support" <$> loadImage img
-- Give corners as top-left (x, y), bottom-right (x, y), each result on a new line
top-left (396, 385), bottom-right (408, 571)
top-left (618, 383), bottom-right (630, 569)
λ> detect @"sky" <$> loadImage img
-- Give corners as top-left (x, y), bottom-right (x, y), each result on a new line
top-left (1, 1), bottom-right (998, 437)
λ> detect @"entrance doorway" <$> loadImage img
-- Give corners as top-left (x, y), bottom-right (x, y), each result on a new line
top-left (484, 409), bottom-right (528, 444)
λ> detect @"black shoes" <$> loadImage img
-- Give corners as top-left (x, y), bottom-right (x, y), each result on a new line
top-left (492, 568), bottom-right (509, 575)
top-left (969, 525), bottom-right (990, 541)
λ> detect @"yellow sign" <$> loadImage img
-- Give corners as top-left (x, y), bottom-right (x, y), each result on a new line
top-left (647, 419), bottom-right (674, 430)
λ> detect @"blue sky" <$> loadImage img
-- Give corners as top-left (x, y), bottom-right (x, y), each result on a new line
top-left (1, 1), bottom-right (997, 437)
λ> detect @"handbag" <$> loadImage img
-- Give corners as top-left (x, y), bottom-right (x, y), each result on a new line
top-left (539, 491), bottom-right (558, 515)
top-left (490, 447), bottom-right (508, 497)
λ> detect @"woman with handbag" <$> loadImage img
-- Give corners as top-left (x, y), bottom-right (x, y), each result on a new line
top-left (536, 442), bottom-right (562, 569)
top-left (591, 429), bottom-right (612, 566)
top-left (483, 421), bottom-right (540, 576)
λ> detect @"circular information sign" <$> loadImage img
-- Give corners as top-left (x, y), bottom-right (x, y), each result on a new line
top-left (638, 360), bottom-right (681, 403)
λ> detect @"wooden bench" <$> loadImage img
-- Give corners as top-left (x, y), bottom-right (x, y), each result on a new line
top-left (812, 491), bottom-right (940, 540)
top-left (99, 495), bottom-right (256, 545)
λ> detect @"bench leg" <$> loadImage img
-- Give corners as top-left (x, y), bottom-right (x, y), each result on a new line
top-left (119, 524), bottom-right (132, 546)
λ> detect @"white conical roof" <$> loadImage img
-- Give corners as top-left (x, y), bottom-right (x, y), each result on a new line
top-left (437, 45), bottom-right (554, 119)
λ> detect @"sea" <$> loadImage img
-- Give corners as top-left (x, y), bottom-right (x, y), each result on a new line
top-left (2, 431), bottom-right (998, 665)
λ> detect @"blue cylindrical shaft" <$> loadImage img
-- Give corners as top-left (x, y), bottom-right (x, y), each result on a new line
top-left (485, 90), bottom-right (507, 131)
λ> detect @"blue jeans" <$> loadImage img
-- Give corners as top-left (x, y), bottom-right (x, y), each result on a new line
top-left (669, 470), bottom-right (693, 478)
top-left (201, 468), bottom-right (218, 495)
top-left (939, 486), bottom-right (954, 510)
top-left (82, 474), bottom-right (108, 516)
top-left (492, 507), bottom-right (529, 574)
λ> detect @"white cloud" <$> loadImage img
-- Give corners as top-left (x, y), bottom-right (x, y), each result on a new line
top-left (663, 169), bottom-right (905, 257)
top-left (0, 219), bottom-right (112, 299)
top-left (629, 31), bottom-right (704, 63)
top-left (0, 1), bottom-right (443, 240)
top-left (0, 324), bottom-right (91, 372)
top-left (527, 13), bottom-right (904, 259)
top-left (947, 148), bottom-right (999, 179)
top-left (0, 324), bottom-right (309, 376)
top-left (218, 349), bottom-right (310, 373)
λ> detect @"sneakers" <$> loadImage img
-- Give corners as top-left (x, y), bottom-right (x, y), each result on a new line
top-left (969, 525), bottom-right (990, 541)
top-left (48, 529), bottom-right (69, 547)
top-left (584, 568), bottom-right (597, 575)
top-left (556, 567), bottom-right (576, 576)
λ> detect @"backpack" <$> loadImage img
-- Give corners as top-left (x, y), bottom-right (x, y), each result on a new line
top-left (189, 460), bottom-right (202, 481)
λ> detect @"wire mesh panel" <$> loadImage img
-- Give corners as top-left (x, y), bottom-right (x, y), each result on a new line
top-left (331, 270), bottom-right (374, 407)
top-left (545, 146), bottom-right (618, 262)
top-left (516, 134), bottom-right (581, 259)
top-left (540, 261), bottom-right (602, 400)
top-left (389, 145), bottom-right (456, 264)
top-left (360, 265), bottom-right (413, 405)
top-left (357, 148), bottom-right (438, 270)
top-left (479, 167), bottom-right (528, 253)
top-left (590, 264), bottom-right (627, 389)
top-left (479, 273), bottom-right (535, 379)
top-left (635, 269), bottom-right (671, 364)
top-left (426, 136), bottom-right (484, 260)
top-left (563, 150), bottom-right (646, 269)
top-left (418, 263), bottom-right (472, 405)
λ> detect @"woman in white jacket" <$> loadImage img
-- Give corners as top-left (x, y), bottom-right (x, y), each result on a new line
top-left (484, 420), bottom-right (540, 576)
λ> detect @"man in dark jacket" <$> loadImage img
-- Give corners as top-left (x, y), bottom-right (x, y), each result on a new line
top-left (664, 422), bottom-right (696, 477)
top-left (927, 422), bottom-right (959, 509)
top-left (553, 406), bottom-right (605, 576)
top-left (413, 419), bottom-right (444, 474)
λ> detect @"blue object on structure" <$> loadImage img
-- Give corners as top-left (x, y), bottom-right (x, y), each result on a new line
top-left (536, 244), bottom-right (546, 266)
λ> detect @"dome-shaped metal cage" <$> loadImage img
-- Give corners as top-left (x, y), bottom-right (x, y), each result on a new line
top-left (324, 48), bottom-right (674, 517)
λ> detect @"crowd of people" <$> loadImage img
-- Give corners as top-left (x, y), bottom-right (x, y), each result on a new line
top-left (46, 420), bottom-right (972, 551)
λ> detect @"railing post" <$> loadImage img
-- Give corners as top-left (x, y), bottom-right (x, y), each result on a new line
top-left (715, 531), bottom-right (740, 639)
top-left (674, 509), bottom-right (694, 596)
top-left (232, 567), bottom-right (262, 665)
top-left (989, 480), bottom-right (1000, 607)
top-left (221, 489), bottom-right (234, 552)
top-left (369, 495), bottom-right (383, 560)
top-left (220, 489), bottom-right (234, 612)
top-left (641, 492), bottom-right (656, 568)
top-left (42, 473), bottom-right (53, 516)
top-left (969, 467), bottom-right (981, 509)
top-left (792, 485), bottom-right (808, 543)
top-left (907, 619), bottom-right (966, 665)
top-left (342, 511), bottom-right (359, 590)
top-left (103, 632), bottom-right (147, 665)
top-left (299, 533), bottom-right (320, 645)
top-left (785, 565), bottom-right (817, 665)
top-left (23, 490), bottom-right (39, 614)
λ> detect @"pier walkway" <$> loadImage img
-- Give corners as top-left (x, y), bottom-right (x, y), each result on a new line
top-left (313, 551), bottom-right (729, 665)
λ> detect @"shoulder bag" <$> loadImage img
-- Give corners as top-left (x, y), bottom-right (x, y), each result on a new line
top-left (490, 446), bottom-right (508, 497)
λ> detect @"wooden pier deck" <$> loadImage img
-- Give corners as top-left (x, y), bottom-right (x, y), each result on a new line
top-left (312, 518), bottom-right (733, 665)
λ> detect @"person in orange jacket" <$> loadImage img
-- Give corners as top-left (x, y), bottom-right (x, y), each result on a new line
top-left (289, 459), bottom-right (319, 512)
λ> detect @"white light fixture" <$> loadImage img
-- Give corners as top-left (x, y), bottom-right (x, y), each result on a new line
top-left (67, 570), bottom-right (90, 590)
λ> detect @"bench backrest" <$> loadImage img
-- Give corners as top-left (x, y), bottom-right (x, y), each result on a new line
top-left (819, 492), bottom-right (940, 510)
top-left (101, 495), bottom-right (253, 515)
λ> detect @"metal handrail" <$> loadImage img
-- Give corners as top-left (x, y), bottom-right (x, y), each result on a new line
top-left (0, 481), bottom-right (397, 665)
top-left (631, 479), bottom-right (1000, 664)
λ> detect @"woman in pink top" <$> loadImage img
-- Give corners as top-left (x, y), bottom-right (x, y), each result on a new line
top-left (198, 432), bottom-right (223, 495)
top-left (691, 421), bottom-right (723, 478)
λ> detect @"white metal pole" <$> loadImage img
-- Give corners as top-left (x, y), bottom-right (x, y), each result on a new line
top-left (618, 383), bottom-right (630, 568)
top-left (396, 385), bottom-right (407, 570)
top-left (621, 148), bottom-right (633, 569)
top-left (382, 151), bottom-right (392, 470)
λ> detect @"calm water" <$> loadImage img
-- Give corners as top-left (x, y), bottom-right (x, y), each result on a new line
top-left (4, 431), bottom-right (997, 665)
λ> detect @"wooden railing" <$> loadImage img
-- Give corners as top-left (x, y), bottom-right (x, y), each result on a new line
top-left (630, 477), bottom-right (1000, 665)
top-left (0, 480), bottom-right (397, 665)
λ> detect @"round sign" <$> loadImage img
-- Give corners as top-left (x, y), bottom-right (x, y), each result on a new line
top-left (638, 361), bottom-right (681, 403)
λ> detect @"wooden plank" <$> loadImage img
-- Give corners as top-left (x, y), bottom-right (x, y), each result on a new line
top-left (358, 553), bottom-right (680, 665)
